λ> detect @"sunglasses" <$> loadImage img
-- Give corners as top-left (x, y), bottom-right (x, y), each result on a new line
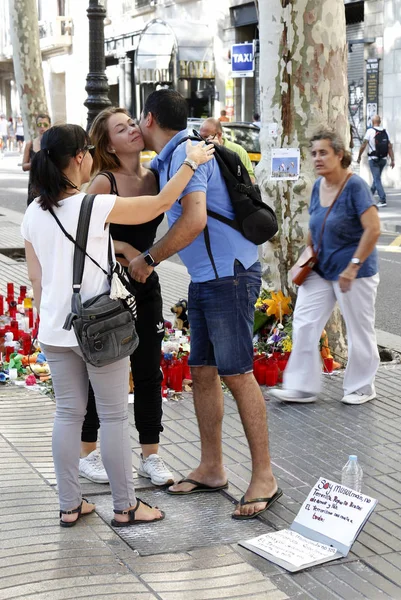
top-left (83, 144), bottom-right (96, 158)
top-left (37, 122), bottom-right (50, 128)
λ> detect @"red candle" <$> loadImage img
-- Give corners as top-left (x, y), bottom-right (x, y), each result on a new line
top-left (265, 358), bottom-right (279, 387)
top-left (7, 283), bottom-right (14, 299)
top-left (0, 295), bottom-right (3, 316)
top-left (22, 333), bottom-right (32, 355)
top-left (169, 361), bottom-right (183, 392)
top-left (181, 354), bottom-right (191, 380)
top-left (10, 320), bottom-right (19, 338)
top-left (19, 286), bottom-right (27, 299)
top-left (277, 354), bottom-right (289, 383)
top-left (8, 302), bottom-right (17, 318)
top-left (253, 356), bottom-right (266, 385)
top-left (27, 308), bottom-right (34, 329)
top-left (323, 357), bottom-right (334, 373)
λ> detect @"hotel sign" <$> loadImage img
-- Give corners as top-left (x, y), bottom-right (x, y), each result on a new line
top-left (179, 60), bottom-right (215, 79)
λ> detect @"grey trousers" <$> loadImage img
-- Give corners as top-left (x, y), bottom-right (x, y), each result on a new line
top-left (41, 343), bottom-right (136, 512)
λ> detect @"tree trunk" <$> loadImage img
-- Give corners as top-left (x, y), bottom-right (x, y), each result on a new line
top-left (257, 0), bottom-right (349, 360)
top-left (9, 0), bottom-right (49, 140)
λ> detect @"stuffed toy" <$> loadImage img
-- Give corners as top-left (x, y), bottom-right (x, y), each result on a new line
top-left (171, 299), bottom-right (189, 332)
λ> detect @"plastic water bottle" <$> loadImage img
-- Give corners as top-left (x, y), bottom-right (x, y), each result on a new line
top-left (341, 455), bottom-right (363, 492)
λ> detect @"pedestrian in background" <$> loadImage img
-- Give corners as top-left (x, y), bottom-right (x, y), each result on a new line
top-left (200, 117), bottom-right (256, 183)
top-left (78, 107), bottom-right (174, 488)
top-left (357, 115), bottom-right (395, 207)
top-left (0, 114), bottom-right (8, 156)
top-left (270, 129), bottom-right (381, 406)
top-left (219, 109), bottom-right (229, 122)
top-left (7, 117), bottom-right (15, 151)
top-left (15, 117), bottom-right (24, 153)
top-left (252, 113), bottom-right (261, 128)
top-left (21, 122), bottom-right (213, 527)
top-left (22, 113), bottom-right (51, 205)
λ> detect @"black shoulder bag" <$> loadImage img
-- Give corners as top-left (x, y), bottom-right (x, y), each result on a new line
top-left (50, 194), bottom-right (139, 367)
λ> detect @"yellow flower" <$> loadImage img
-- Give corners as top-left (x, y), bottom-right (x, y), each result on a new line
top-left (264, 290), bottom-right (292, 322)
top-left (282, 336), bottom-right (292, 352)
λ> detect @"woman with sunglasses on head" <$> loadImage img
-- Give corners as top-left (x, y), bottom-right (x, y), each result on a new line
top-left (22, 113), bottom-right (51, 205)
top-left (21, 123), bottom-right (213, 527)
top-left (78, 107), bottom-right (175, 488)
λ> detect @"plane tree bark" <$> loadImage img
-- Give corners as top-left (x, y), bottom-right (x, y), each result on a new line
top-left (257, 0), bottom-right (349, 359)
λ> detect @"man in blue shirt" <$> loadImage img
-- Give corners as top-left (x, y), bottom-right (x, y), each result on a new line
top-left (129, 90), bottom-right (280, 519)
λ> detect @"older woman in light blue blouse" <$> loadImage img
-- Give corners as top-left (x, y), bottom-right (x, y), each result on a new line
top-left (270, 129), bottom-right (381, 406)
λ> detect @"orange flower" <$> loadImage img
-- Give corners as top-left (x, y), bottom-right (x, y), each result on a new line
top-left (264, 291), bottom-right (292, 322)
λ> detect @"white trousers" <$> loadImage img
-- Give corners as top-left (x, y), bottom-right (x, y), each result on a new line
top-left (284, 271), bottom-right (380, 397)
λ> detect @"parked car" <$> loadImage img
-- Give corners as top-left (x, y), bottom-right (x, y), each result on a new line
top-left (187, 120), bottom-right (261, 166)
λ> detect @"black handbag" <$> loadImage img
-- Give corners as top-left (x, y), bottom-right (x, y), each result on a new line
top-left (50, 194), bottom-right (139, 367)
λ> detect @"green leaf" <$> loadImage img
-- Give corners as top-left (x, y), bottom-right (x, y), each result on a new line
top-left (254, 311), bottom-right (270, 334)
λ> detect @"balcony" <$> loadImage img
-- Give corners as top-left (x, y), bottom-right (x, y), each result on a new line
top-left (38, 17), bottom-right (73, 52)
top-left (134, 0), bottom-right (157, 10)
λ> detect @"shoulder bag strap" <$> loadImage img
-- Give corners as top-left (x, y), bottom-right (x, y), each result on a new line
top-left (315, 173), bottom-right (352, 255)
top-left (49, 195), bottom-right (112, 281)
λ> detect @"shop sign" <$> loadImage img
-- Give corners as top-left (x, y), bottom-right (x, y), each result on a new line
top-left (366, 58), bottom-right (379, 128)
top-left (179, 60), bottom-right (215, 79)
top-left (231, 43), bottom-right (254, 78)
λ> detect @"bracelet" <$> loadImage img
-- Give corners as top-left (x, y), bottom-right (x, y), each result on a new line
top-left (182, 158), bottom-right (198, 172)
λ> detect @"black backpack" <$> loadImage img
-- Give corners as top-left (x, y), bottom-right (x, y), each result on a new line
top-left (168, 134), bottom-right (278, 246)
top-left (370, 128), bottom-right (389, 159)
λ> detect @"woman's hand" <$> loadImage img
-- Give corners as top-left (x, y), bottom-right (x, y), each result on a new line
top-left (338, 263), bottom-right (359, 293)
top-left (185, 139), bottom-right (215, 166)
top-left (113, 240), bottom-right (141, 267)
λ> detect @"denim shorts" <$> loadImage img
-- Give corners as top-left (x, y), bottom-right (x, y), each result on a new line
top-left (187, 260), bottom-right (261, 376)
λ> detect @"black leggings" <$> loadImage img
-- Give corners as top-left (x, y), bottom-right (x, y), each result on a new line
top-left (81, 273), bottom-right (164, 445)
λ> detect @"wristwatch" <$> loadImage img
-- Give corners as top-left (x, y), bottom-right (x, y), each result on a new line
top-left (183, 158), bottom-right (198, 172)
top-left (351, 257), bottom-right (362, 266)
top-left (143, 250), bottom-right (159, 267)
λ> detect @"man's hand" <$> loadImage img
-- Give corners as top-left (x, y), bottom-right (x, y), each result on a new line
top-left (391, 160), bottom-right (395, 169)
top-left (338, 264), bottom-right (359, 293)
top-left (357, 156), bottom-right (362, 164)
top-left (128, 255), bottom-right (153, 283)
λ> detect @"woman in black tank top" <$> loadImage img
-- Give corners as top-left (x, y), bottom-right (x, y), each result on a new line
top-left (78, 108), bottom-right (174, 487)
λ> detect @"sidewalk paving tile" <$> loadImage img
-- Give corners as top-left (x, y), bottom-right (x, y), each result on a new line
top-left (2, 360), bottom-right (401, 597)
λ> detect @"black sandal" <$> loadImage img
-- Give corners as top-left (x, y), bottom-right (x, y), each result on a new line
top-left (111, 498), bottom-right (165, 527)
top-left (59, 498), bottom-right (94, 528)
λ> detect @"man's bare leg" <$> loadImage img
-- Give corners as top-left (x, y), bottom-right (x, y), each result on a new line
top-left (223, 372), bottom-right (278, 518)
top-left (168, 366), bottom-right (227, 492)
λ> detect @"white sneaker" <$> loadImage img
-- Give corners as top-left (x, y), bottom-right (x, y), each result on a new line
top-left (137, 454), bottom-right (174, 486)
top-left (341, 391), bottom-right (376, 405)
top-left (79, 449), bottom-right (109, 484)
top-left (269, 388), bottom-right (317, 403)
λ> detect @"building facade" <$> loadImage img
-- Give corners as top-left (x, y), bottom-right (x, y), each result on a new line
top-left (103, 0), bottom-right (259, 122)
top-left (0, 0), bottom-right (400, 187)
top-left (346, 0), bottom-right (401, 186)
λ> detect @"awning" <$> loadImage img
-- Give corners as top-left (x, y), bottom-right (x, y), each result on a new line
top-left (136, 19), bottom-right (214, 83)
